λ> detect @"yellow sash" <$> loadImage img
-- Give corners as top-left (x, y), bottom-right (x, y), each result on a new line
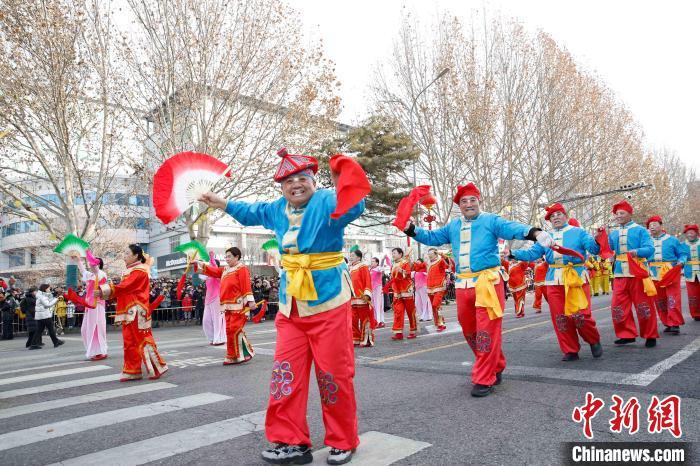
top-left (281, 252), bottom-right (345, 301)
top-left (550, 263), bottom-right (588, 315)
top-left (687, 260), bottom-right (700, 265)
top-left (615, 255), bottom-right (656, 296)
top-left (457, 266), bottom-right (502, 320)
top-left (649, 261), bottom-right (672, 280)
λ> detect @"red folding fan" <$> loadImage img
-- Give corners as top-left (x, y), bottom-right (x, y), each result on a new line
top-left (153, 152), bottom-right (231, 224)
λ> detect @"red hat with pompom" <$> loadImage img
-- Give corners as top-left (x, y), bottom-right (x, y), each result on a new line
top-left (273, 148), bottom-right (318, 182)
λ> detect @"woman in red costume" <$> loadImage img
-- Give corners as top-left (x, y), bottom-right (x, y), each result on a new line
top-left (96, 244), bottom-right (168, 382)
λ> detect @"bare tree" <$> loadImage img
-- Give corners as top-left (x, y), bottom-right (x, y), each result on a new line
top-left (0, 0), bottom-right (135, 244)
top-left (118, 0), bottom-right (341, 244)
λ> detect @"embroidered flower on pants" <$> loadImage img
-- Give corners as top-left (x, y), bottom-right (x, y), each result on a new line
top-left (270, 360), bottom-right (293, 400)
top-left (475, 330), bottom-right (491, 353)
top-left (637, 302), bottom-right (651, 320)
top-left (317, 369), bottom-right (338, 405)
top-left (611, 306), bottom-right (625, 323)
top-left (573, 313), bottom-right (586, 329)
top-left (555, 314), bottom-right (568, 332)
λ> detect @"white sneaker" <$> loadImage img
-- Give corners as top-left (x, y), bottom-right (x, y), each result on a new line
top-left (327, 448), bottom-right (354, 465)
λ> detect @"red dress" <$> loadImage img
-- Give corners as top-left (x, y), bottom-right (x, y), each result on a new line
top-left (349, 261), bottom-right (375, 347)
top-left (508, 261), bottom-right (533, 317)
top-left (427, 256), bottom-right (448, 329)
top-left (101, 262), bottom-right (167, 380)
top-left (200, 262), bottom-right (256, 364)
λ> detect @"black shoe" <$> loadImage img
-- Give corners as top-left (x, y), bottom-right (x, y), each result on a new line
top-left (29, 346), bottom-right (42, 350)
top-left (614, 338), bottom-right (636, 345)
top-left (471, 384), bottom-right (493, 397)
top-left (663, 326), bottom-right (671, 333)
top-left (495, 371), bottom-right (503, 385)
top-left (39, 342), bottom-right (45, 346)
top-left (54, 340), bottom-right (65, 348)
top-left (561, 352), bottom-right (579, 361)
top-left (669, 326), bottom-right (680, 335)
top-left (645, 338), bottom-right (657, 348)
top-left (327, 448), bottom-right (355, 465)
top-left (694, 317), bottom-right (700, 321)
top-left (261, 444), bottom-right (313, 465)
top-left (590, 342), bottom-right (603, 358)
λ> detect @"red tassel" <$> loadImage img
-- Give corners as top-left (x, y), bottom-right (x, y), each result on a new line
top-left (658, 264), bottom-right (683, 288)
top-left (595, 227), bottom-right (615, 259)
top-left (329, 154), bottom-right (371, 219)
top-left (149, 295), bottom-right (165, 312)
top-left (626, 253), bottom-right (650, 279)
top-left (252, 300), bottom-right (267, 323)
top-left (176, 273), bottom-right (186, 300)
top-left (551, 244), bottom-right (585, 261)
top-left (393, 185), bottom-right (431, 231)
top-left (64, 288), bottom-right (96, 309)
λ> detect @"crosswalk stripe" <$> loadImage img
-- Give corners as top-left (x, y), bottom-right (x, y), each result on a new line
top-left (0, 392), bottom-right (231, 451)
top-left (310, 431), bottom-right (431, 465)
top-left (0, 365), bottom-right (111, 386)
top-left (50, 410), bottom-right (266, 465)
top-left (621, 336), bottom-right (700, 386)
top-left (0, 374), bottom-right (121, 399)
top-left (0, 361), bottom-right (90, 376)
top-left (0, 382), bottom-right (176, 420)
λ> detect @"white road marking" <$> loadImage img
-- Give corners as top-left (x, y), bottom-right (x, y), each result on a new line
top-left (0, 374), bottom-right (121, 399)
top-left (0, 382), bottom-right (176, 420)
top-left (0, 361), bottom-right (89, 376)
top-left (0, 365), bottom-right (111, 386)
top-left (0, 392), bottom-right (231, 451)
top-left (49, 410), bottom-right (266, 466)
top-left (621, 337), bottom-right (700, 386)
top-left (310, 431), bottom-right (431, 465)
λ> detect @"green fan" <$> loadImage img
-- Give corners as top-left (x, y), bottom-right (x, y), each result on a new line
top-left (53, 234), bottom-right (90, 257)
top-left (174, 240), bottom-right (209, 262)
top-left (261, 238), bottom-right (279, 252)
top-left (349, 244), bottom-right (360, 253)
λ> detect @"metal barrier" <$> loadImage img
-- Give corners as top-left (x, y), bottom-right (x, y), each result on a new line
top-left (2, 302), bottom-right (282, 336)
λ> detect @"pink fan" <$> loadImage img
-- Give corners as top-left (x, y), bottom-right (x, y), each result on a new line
top-left (85, 250), bottom-right (101, 307)
top-left (152, 152), bottom-right (231, 224)
top-left (86, 250), bottom-right (100, 268)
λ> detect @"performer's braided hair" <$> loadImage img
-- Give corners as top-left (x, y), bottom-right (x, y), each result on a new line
top-left (128, 244), bottom-right (147, 264)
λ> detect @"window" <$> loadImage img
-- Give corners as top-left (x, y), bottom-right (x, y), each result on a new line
top-left (135, 218), bottom-right (149, 229)
top-left (129, 195), bottom-right (150, 207)
top-left (8, 250), bottom-right (25, 267)
top-left (169, 235), bottom-right (180, 253)
top-left (1, 221), bottom-right (40, 237)
top-left (30, 251), bottom-right (37, 265)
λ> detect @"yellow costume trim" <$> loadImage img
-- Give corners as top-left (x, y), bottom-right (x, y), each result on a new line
top-left (281, 252), bottom-right (345, 301)
top-left (457, 266), bottom-right (502, 320)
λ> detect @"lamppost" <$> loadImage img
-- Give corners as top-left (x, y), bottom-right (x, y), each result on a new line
top-left (407, 67), bottom-right (450, 258)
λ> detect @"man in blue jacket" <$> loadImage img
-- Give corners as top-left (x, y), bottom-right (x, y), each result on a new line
top-left (608, 201), bottom-right (659, 348)
top-left (200, 149), bottom-right (366, 465)
top-left (509, 203), bottom-right (603, 362)
top-left (404, 183), bottom-right (553, 397)
top-left (646, 215), bottom-right (687, 335)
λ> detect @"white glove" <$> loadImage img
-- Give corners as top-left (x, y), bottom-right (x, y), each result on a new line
top-left (536, 231), bottom-right (554, 248)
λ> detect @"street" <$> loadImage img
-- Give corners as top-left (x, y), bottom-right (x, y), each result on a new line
top-left (0, 292), bottom-right (698, 465)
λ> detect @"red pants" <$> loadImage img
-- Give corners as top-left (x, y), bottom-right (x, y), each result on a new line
top-left (429, 292), bottom-right (446, 327)
top-left (351, 304), bottom-right (375, 347)
top-left (510, 287), bottom-right (526, 316)
top-left (121, 320), bottom-right (167, 379)
top-left (653, 279), bottom-right (684, 327)
top-left (533, 285), bottom-right (546, 310)
top-left (687, 280), bottom-right (700, 318)
top-left (456, 285), bottom-right (506, 386)
top-left (225, 312), bottom-right (255, 363)
top-left (265, 300), bottom-right (359, 451)
top-left (611, 278), bottom-right (659, 339)
top-left (392, 296), bottom-right (417, 336)
top-left (546, 284), bottom-right (600, 354)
